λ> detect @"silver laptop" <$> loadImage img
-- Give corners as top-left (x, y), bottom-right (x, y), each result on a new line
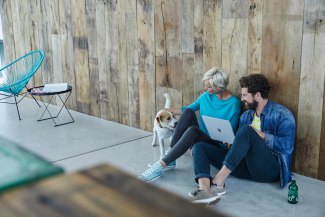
top-left (202, 115), bottom-right (235, 144)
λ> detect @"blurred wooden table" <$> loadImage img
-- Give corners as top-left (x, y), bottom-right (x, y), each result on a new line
top-left (0, 164), bottom-right (227, 217)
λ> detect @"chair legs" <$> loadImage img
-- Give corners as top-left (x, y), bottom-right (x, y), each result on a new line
top-left (1, 87), bottom-right (42, 120)
top-left (13, 94), bottom-right (22, 120)
top-left (31, 95), bottom-right (41, 107)
top-left (14, 93), bottom-right (41, 120)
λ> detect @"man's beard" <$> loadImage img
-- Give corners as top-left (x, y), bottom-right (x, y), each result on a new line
top-left (244, 99), bottom-right (258, 109)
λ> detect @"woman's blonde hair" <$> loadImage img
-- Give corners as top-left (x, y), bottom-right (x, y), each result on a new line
top-left (202, 67), bottom-right (229, 90)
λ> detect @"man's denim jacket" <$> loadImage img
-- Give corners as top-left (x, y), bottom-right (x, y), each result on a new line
top-left (239, 100), bottom-right (296, 188)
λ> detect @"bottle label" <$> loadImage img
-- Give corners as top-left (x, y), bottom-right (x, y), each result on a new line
top-left (288, 190), bottom-right (298, 203)
top-left (288, 195), bottom-right (297, 202)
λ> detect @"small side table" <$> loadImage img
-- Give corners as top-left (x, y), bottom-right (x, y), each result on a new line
top-left (28, 85), bottom-right (74, 127)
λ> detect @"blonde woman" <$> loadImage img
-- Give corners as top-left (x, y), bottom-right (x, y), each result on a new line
top-left (138, 67), bottom-right (240, 199)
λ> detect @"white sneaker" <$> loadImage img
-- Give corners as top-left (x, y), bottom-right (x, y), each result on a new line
top-left (138, 161), bottom-right (163, 182)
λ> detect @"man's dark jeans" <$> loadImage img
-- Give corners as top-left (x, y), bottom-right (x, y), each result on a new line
top-left (192, 125), bottom-right (280, 183)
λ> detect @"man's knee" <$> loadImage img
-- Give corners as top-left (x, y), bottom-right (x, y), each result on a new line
top-left (236, 125), bottom-right (254, 138)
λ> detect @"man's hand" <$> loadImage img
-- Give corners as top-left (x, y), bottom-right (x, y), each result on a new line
top-left (252, 127), bottom-right (265, 139)
top-left (223, 142), bottom-right (231, 149)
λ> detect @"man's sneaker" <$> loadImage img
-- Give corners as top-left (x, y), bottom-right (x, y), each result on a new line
top-left (211, 183), bottom-right (226, 196)
top-left (188, 186), bottom-right (200, 198)
top-left (189, 189), bottom-right (220, 205)
top-left (138, 162), bottom-right (163, 182)
top-left (188, 183), bottom-right (226, 198)
top-left (148, 160), bottom-right (176, 170)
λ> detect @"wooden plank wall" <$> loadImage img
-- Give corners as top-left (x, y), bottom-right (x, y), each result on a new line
top-left (0, 0), bottom-right (324, 180)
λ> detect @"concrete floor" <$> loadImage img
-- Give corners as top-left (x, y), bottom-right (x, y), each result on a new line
top-left (0, 96), bottom-right (324, 217)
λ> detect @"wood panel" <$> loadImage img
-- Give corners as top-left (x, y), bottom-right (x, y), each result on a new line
top-left (279, 0), bottom-right (305, 169)
top-left (51, 35), bottom-right (63, 106)
top-left (268, 0), bottom-right (303, 116)
top-left (261, 0), bottom-right (286, 100)
top-left (162, 0), bottom-right (182, 92)
top-left (117, 0), bottom-right (129, 125)
top-left (248, 0), bottom-right (263, 74)
top-left (29, 0), bottom-right (41, 51)
top-left (193, 0), bottom-right (204, 99)
top-left (320, 85), bottom-right (325, 180)
top-left (59, 0), bottom-right (77, 109)
top-left (127, 65), bottom-right (140, 128)
top-left (71, 0), bottom-right (91, 114)
top-left (221, 0), bottom-right (250, 96)
top-left (0, 0), bottom-right (16, 62)
top-left (11, 0), bottom-right (23, 57)
top-left (181, 0), bottom-right (194, 53)
top-left (154, 0), bottom-right (183, 111)
top-left (223, 0), bottom-right (249, 18)
top-left (86, 0), bottom-right (100, 118)
top-left (138, 0), bottom-right (155, 131)
top-left (222, 18), bottom-right (248, 95)
top-left (39, 0), bottom-right (53, 85)
top-left (106, 0), bottom-right (120, 122)
top-left (182, 53), bottom-right (195, 106)
top-left (182, 0), bottom-right (195, 106)
top-left (50, 0), bottom-right (63, 105)
top-left (296, 0), bottom-right (325, 178)
top-left (262, 0), bottom-right (305, 171)
top-left (124, 0), bottom-right (140, 128)
top-left (154, 0), bottom-right (168, 111)
top-left (96, 0), bottom-right (108, 120)
top-left (30, 0), bottom-right (44, 86)
top-left (203, 0), bottom-right (222, 70)
top-left (20, 1), bottom-right (32, 56)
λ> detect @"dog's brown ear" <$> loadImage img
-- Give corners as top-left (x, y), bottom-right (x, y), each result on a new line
top-left (156, 116), bottom-right (163, 128)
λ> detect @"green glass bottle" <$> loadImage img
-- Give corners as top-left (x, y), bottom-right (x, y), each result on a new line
top-left (288, 179), bottom-right (298, 204)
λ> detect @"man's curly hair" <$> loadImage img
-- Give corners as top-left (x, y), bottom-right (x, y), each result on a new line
top-left (239, 74), bottom-right (271, 99)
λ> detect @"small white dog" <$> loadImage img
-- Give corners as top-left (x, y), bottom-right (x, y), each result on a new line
top-left (152, 93), bottom-right (177, 159)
